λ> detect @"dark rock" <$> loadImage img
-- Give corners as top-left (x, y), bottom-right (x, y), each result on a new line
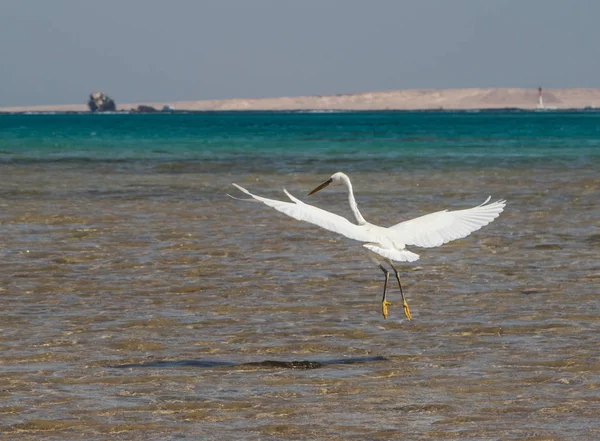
top-left (88, 91), bottom-right (116, 112)
top-left (133, 105), bottom-right (158, 113)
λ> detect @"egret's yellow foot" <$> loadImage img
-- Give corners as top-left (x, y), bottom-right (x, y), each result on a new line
top-left (382, 300), bottom-right (392, 319)
top-left (403, 300), bottom-right (412, 321)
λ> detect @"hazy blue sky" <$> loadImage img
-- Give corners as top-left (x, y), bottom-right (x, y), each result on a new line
top-left (1, 0), bottom-right (598, 106)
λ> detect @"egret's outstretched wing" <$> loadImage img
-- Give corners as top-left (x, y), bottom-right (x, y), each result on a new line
top-left (232, 184), bottom-right (374, 243)
top-left (389, 197), bottom-right (506, 248)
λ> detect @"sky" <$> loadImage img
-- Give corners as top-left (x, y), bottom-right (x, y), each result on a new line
top-left (1, 0), bottom-right (599, 106)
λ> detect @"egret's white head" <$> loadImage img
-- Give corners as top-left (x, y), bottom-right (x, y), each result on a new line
top-left (308, 172), bottom-right (347, 195)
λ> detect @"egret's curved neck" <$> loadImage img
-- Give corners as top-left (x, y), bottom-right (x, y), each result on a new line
top-left (340, 174), bottom-right (367, 225)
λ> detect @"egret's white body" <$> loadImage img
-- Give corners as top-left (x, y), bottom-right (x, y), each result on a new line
top-left (232, 172), bottom-right (505, 319)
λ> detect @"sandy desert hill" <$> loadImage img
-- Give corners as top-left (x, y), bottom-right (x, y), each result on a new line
top-left (1, 88), bottom-right (599, 112)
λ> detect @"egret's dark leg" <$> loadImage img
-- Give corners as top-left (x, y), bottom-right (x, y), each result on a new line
top-left (379, 265), bottom-right (392, 319)
top-left (391, 264), bottom-right (411, 321)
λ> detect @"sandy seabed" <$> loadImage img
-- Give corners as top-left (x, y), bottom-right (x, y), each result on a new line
top-left (1, 161), bottom-right (599, 440)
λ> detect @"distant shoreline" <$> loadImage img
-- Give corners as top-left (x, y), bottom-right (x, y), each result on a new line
top-left (1, 88), bottom-right (599, 113)
top-left (2, 108), bottom-right (600, 116)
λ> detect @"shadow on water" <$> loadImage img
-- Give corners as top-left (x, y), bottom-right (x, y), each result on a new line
top-left (112, 356), bottom-right (387, 370)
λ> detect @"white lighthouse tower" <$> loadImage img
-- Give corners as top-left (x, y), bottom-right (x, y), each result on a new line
top-left (537, 87), bottom-right (545, 109)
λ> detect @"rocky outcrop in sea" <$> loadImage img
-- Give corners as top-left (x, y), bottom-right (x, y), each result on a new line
top-left (88, 92), bottom-right (116, 112)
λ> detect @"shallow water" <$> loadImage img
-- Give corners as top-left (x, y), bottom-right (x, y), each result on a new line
top-left (1, 113), bottom-right (599, 440)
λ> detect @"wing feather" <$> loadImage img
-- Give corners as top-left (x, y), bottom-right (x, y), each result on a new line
top-left (231, 184), bottom-right (375, 243)
top-left (389, 198), bottom-right (506, 248)
top-left (363, 244), bottom-right (420, 262)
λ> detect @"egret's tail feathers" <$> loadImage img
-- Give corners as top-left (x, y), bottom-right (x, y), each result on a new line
top-left (363, 244), bottom-right (420, 262)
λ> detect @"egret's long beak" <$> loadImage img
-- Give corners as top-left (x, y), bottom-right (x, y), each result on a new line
top-left (308, 178), bottom-right (333, 196)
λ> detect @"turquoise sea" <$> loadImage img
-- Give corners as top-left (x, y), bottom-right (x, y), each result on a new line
top-left (1, 111), bottom-right (599, 440)
top-left (2, 111), bottom-right (600, 168)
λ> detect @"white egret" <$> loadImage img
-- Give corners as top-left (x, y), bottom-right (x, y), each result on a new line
top-left (231, 172), bottom-right (505, 320)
